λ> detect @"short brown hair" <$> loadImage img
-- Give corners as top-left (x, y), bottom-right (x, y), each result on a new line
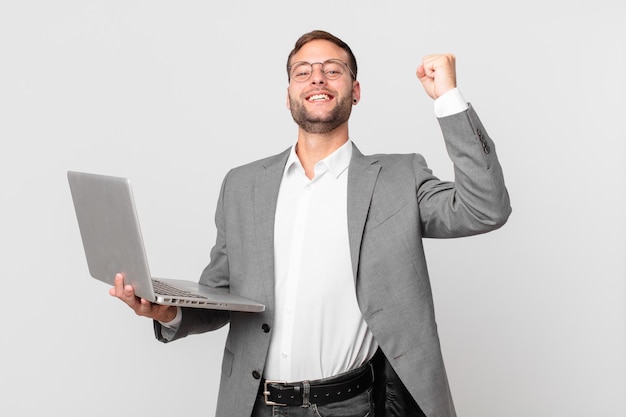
top-left (286, 30), bottom-right (358, 81)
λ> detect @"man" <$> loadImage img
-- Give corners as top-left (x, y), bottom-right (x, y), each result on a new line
top-left (111, 30), bottom-right (511, 417)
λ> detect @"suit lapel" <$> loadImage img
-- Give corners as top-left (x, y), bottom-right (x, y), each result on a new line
top-left (253, 148), bottom-right (290, 308)
top-left (347, 143), bottom-right (381, 281)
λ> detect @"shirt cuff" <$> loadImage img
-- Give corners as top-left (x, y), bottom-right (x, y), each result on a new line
top-left (434, 87), bottom-right (469, 118)
top-left (159, 306), bottom-right (182, 330)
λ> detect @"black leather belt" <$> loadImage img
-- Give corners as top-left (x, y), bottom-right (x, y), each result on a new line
top-left (259, 363), bottom-right (374, 407)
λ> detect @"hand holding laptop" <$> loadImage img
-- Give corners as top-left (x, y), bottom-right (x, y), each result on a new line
top-left (109, 273), bottom-right (178, 323)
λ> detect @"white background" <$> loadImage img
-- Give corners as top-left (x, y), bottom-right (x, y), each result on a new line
top-left (1, 1), bottom-right (624, 416)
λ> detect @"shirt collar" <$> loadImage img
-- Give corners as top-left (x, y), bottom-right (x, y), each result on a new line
top-left (284, 139), bottom-right (353, 179)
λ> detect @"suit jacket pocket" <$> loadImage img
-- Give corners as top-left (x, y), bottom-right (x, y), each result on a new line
top-left (222, 347), bottom-right (234, 377)
top-left (365, 197), bottom-right (413, 232)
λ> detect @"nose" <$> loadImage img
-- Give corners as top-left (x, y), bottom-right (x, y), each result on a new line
top-left (310, 63), bottom-right (326, 84)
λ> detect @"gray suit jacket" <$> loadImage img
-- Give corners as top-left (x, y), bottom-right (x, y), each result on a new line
top-left (155, 104), bottom-right (511, 417)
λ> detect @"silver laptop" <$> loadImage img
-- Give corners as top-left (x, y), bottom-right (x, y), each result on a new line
top-left (67, 170), bottom-right (265, 313)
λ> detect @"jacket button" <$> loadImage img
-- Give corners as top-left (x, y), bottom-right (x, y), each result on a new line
top-left (262, 323), bottom-right (271, 333)
top-left (476, 129), bottom-right (490, 154)
top-left (252, 370), bottom-right (261, 379)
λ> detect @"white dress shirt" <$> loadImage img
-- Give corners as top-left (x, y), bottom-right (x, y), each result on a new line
top-left (263, 139), bottom-right (378, 382)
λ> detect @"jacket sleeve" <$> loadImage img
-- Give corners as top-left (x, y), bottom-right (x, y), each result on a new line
top-left (416, 104), bottom-right (512, 238)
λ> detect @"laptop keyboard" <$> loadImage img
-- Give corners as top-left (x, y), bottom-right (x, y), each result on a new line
top-left (152, 279), bottom-right (208, 299)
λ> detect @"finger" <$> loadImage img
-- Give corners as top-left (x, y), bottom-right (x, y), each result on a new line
top-left (123, 283), bottom-right (136, 299)
top-left (110, 273), bottom-right (125, 297)
top-left (423, 54), bottom-right (455, 73)
top-left (110, 273), bottom-right (142, 309)
top-left (418, 55), bottom-right (445, 84)
top-left (136, 297), bottom-right (154, 317)
top-left (416, 64), bottom-right (426, 79)
top-left (420, 55), bottom-right (438, 74)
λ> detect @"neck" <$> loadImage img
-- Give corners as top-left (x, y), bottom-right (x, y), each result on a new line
top-left (295, 124), bottom-right (349, 179)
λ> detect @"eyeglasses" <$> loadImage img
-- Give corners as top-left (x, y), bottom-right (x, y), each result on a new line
top-left (288, 59), bottom-right (356, 82)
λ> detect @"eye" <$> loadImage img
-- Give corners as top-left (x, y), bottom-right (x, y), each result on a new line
top-left (291, 63), bottom-right (312, 81)
top-left (323, 61), bottom-right (344, 78)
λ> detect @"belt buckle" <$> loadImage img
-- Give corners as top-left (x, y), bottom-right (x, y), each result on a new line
top-left (263, 380), bottom-right (288, 406)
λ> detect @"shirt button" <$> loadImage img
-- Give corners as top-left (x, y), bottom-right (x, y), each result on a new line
top-left (252, 370), bottom-right (261, 379)
top-left (262, 323), bottom-right (271, 333)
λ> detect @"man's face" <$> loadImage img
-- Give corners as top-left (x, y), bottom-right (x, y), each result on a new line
top-left (286, 39), bottom-right (360, 134)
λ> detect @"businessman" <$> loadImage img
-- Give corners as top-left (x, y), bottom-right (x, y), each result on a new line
top-left (111, 30), bottom-right (511, 417)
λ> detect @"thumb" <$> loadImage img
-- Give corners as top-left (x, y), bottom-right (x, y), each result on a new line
top-left (416, 64), bottom-right (427, 81)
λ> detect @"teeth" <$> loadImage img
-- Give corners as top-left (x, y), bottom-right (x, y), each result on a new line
top-left (309, 94), bottom-right (329, 101)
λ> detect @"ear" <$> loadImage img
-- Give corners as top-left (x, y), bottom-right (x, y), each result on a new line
top-left (286, 88), bottom-right (291, 110)
top-left (352, 80), bottom-right (361, 105)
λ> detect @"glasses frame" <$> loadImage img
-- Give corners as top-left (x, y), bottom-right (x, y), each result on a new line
top-left (288, 59), bottom-right (356, 83)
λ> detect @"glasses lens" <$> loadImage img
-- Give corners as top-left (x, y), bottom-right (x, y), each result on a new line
top-left (291, 62), bottom-right (312, 82)
top-left (323, 60), bottom-right (345, 80)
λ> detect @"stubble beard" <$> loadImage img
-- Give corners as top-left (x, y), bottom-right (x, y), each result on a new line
top-left (289, 95), bottom-right (353, 134)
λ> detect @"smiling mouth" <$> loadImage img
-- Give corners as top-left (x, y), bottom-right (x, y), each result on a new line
top-left (307, 93), bottom-right (333, 102)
